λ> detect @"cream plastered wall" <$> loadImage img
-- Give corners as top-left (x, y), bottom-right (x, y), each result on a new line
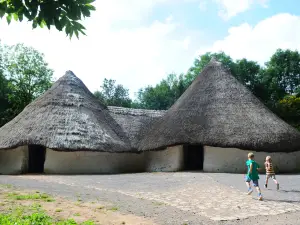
top-left (44, 149), bottom-right (145, 174)
top-left (203, 146), bottom-right (300, 173)
top-left (0, 146), bottom-right (28, 175)
top-left (144, 145), bottom-right (184, 172)
top-left (3, 145), bottom-right (298, 175)
top-left (45, 146), bottom-right (185, 174)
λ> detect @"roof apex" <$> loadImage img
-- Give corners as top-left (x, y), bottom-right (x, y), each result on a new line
top-left (65, 70), bottom-right (76, 76)
top-left (209, 57), bottom-right (222, 65)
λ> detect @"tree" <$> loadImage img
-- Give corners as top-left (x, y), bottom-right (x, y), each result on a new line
top-left (0, 42), bottom-right (11, 126)
top-left (277, 95), bottom-right (300, 131)
top-left (2, 43), bottom-right (54, 121)
top-left (135, 73), bottom-right (186, 110)
top-left (261, 49), bottom-right (300, 105)
top-left (0, 0), bottom-right (96, 38)
top-left (233, 59), bottom-right (261, 90)
top-left (94, 78), bottom-right (132, 108)
top-left (0, 72), bottom-right (11, 127)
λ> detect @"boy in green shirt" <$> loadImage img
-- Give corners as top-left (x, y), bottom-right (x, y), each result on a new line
top-left (245, 152), bottom-right (263, 200)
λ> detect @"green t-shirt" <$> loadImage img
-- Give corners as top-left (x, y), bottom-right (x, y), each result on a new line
top-left (246, 159), bottom-right (260, 180)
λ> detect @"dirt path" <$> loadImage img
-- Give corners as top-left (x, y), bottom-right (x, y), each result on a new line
top-left (0, 184), bottom-right (156, 225)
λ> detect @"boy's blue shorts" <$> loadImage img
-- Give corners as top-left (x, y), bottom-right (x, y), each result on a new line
top-left (244, 175), bottom-right (259, 187)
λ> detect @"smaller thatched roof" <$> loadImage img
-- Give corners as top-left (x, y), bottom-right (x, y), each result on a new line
top-left (0, 71), bottom-right (132, 152)
top-left (108, 106), bottom-right (166, 150)
top-left (139, 59), bottom-right (300, 152)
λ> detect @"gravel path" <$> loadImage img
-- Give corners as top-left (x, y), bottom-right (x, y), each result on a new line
top-left (0, 172), bottom-right (300, 225)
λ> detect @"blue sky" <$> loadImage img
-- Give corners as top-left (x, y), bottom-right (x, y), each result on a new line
top-left (0, 0), bottom-right (300, 98)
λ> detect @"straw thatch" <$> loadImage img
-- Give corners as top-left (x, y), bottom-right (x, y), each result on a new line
top-left (139, 59), bottom-right (300, 152)
top-left (0, 71), bottom-right (132, 152)
top-left (108, 106), bottom-right (166, 150)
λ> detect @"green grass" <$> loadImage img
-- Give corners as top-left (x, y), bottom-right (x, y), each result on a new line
top-left (0, 184), bottom-right (13, 189)
top-left (8, 192), bottom-right (55, 202)
top-left (30, 203), bottom-right (42, 210)
top-left (152, 201), bottom-right (165, 206)
top-left (109, 206), bottom-right (119, 211)
top-left (76, 194), bottom-right (83, 203)
top-left (0, 213), bottom-right (95, 225)
top-left (55, 209), bottom-right (63, 212)
top-left (0, 205), bottom-right (95, 225)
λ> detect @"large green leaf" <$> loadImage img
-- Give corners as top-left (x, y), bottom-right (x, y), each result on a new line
top-left (6, 13), bottom-right (11, 24)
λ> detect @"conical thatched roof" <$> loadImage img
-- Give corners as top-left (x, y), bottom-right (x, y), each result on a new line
top-left (0, 71), bottom-right (132, 152)
top-left (108, 106), bottom-right (166, 150)
top-left (139, 59), bottom-right (300, 152)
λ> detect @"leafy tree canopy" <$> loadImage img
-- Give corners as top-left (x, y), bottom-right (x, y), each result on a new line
top-left (1, 42), bottom-right (53, 125)
top-left (134, 73), bottom-right (186, 110)
top-left (262, 49), bottom-right (300, 102)
top-left (94, 78), bottom-right (132, 108)
top-left (277, 95), bottom-right (300, 131)
top-left (0, 0), bottom-right (96, 38)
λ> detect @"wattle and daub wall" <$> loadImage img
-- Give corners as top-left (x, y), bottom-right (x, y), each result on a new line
top-left (0, 145), bottom-right (299, 174)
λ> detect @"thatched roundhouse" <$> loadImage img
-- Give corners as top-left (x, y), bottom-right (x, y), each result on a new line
top-left (0, 71), bottom-right (144, 175)
top-left (139, 59), bottom-right (300, 173)
top-left (1, 60), bottom-right (300, 175)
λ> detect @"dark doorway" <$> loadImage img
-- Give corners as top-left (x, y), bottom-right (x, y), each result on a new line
top-left (28, 145), bottom-right (46, 173)
top-left (183, 144), bottom-right (204, 170)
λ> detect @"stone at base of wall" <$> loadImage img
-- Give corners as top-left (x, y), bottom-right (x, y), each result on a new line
top-left (203, 146), bottom-right (300, 173)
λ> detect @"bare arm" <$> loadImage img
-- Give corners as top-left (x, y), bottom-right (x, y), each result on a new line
top-left (249, 163), bottom-right (253, 173)
top-left (264, 162), bottom-right (270, 172)
top-left (257, 163), bottom-right (262, 172)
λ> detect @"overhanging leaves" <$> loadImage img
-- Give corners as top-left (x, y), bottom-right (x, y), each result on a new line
top-left (0, 0), bottom-right (96, 39)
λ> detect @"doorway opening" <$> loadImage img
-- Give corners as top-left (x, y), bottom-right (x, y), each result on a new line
top-left (28, 145), bottom-right (46, 173)
top-left (183, 144), bottom-right (204, 170)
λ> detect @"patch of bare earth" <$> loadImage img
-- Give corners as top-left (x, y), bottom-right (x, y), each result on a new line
top-left (0, 185), bottom-right (156, 225)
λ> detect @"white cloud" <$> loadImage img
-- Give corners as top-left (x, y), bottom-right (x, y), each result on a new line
top-left (198, 13), bottom-right (300, 64)
top-left (213, 0), bottom-right (270, 20)
top-left (166, 15), bottom-right (174, 23)
top-left (183, 36), bottom-right (191, 50)
top-left (94, 0), bottom-right (171, 25)
top-left (0, 0), bottom-right (202, 98)
top-left (199, 0), bottom-right (208, 11)
top-left (257, 0), bottom-right (269, 8)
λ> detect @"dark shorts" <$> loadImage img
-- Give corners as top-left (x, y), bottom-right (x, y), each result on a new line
top-left (245, 176), bottom-right (259, 187)
top-left (266, 174), bottom-right (276, 179)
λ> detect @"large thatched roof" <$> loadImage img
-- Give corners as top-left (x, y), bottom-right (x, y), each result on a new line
top-left (108, 106), bottom-right (166, 150)
top-left (139, 59), bottom-right (300, 152)
top-left (0, 71), bottom-right (132, 152)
